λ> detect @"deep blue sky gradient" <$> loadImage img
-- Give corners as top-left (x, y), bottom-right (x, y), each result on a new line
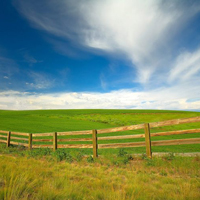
top-left (0, 0), bottom-right (200, 110)
top-left (0, 0), bottom-right (139, 93)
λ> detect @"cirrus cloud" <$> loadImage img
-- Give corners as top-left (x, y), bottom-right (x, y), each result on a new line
top-left (9, 0), bottom-right (200, 111)
top-left (1, 78), bottom-right (200, 111)
top-left (13, 0), bottom-right (200, 84)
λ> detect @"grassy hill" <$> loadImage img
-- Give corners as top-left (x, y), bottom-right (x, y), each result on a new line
top-left (0, 109), bottom-right (200, 155)
top-left (0, 109), bottom-right (200, 132)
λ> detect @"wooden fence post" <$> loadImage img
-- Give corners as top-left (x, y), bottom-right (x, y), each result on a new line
top-left (144, 123), bottom-right (152, 159)
top-left (53, 132), bottom-right (57, 151)
top-left (28, 133), bottom-right (32, 150)
top-left (92, 130), bottom-right (98, 158)
top-left (7, 131), bottom-right (11, 147)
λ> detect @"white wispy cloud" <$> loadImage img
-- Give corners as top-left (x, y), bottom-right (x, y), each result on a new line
top-left (10, 0), bottom-right (200, 110)
top-left (100, 73), bottom-right (107, 90)
top-left (169, 47), bottom-right (200, 83)
top-left (0, 56), bottom-right (19, 90)
top-left (14, 0), bottom-right (200, 84)
top-left (26, 72), bottom-right (54, 89)
top-left (23, 54), bottom-right (42, 66)
top-left (0, 56), bottom-right (19, 76)
top-left (0, 55), bottom-right (54, 91)
top-left (1, 79), bottom-right (200, 110)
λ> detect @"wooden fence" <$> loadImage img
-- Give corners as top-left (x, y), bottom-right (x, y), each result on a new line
top-left (0, 116), bottom-right (200, 158)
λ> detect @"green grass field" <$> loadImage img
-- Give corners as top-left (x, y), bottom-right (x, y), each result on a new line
top-left (0, 109), bottom-right (200, 155)
top-left (0, 109), bottom-right (200, 200)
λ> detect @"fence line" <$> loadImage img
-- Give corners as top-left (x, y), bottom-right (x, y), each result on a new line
top-left (0, 116), bottom-right (200, 158)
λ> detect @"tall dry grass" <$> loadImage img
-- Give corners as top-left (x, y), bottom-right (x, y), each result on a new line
top-left (0, 153), bottom-right (199, 200)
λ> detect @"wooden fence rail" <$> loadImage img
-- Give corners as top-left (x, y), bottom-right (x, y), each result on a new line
top-left (0, 116), bottom-right (200, 158)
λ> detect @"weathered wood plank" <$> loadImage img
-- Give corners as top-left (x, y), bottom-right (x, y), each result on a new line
top-left (33, 130), bottom-right (92, 137)
top-left (57, 130), bottom-right (92, 136)
top-left (150, 116), bottom-right (200, 128)
top-left (151, 138), bottom-right (200, 146)
top-left (10, 141), bottom-right (28, 147)
top-left (97, 124), bottom-right (144, 134)
top-left (57, 138), bottom-right (92, 142)
top-left (144, 123), bottom-right (152, 159)
top-left (32, 144), bottom-right (53, 148)
top-left (92, 130), bottom-right (98, 158)
top-left (151, 128), bottom-right (200, 137)
top-left (32, 133), bottom-right (54, 137)
top-left (57, 144), bottom-right (93, 148)
top-left (10, 136), bottom-right (28, 141)
top-left (0, 139), bottom-right (7, 143)
top-left (98, 141), bottom-right (146, 149)
top-left (98, 134), bottom-right (145, 140)
top-left (0, 130), bottom-right (8, 134)
top-left (0, 135), bottom-right (7, 138)
top-left (32, 139), bottom-right (53, 142)
top-left (11, 132), bottom-right (29, 136)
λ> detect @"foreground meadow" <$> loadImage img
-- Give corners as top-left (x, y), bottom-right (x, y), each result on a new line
top-left (0, 147), bottom-right (199, 200)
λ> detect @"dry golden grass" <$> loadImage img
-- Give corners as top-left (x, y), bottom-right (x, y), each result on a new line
top-left (0, 153), bottom-right (200, 200)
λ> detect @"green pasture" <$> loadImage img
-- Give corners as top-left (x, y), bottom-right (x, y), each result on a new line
top-left (0, 109), bottom-right (200, 155)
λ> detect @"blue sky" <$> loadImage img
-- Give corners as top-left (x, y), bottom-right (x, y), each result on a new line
top-left (0, 0), bottom-right (200, 110)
